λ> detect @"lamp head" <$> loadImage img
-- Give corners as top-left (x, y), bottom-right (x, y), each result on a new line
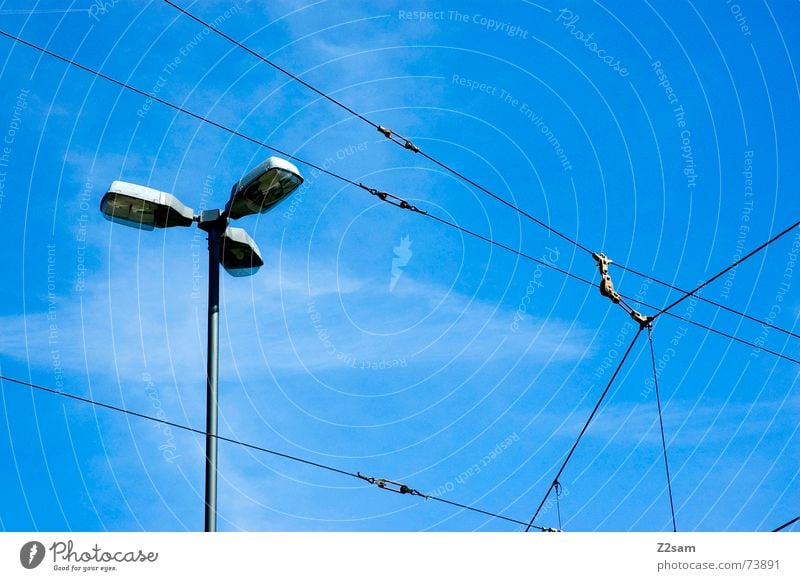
top-left (100, 181), bottom-right (194, 230)
top-left (224, 156), bottom-right (303, 220)
top-left (221, 227), bottom-right (263, 277)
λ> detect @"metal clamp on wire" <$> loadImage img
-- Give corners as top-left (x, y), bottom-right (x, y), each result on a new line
top-left (357, 473), bottom-right (428, 498)
top-left (630, 309), bottom-right (652, 328)
top-left (592, 252), bottom-right (653, 329)
top-left (376, 125), bottom-right (420, 153)
top-left (359, 184), bottom-right (427, 215)
top-left (593, 252), bottom-right (621, 304)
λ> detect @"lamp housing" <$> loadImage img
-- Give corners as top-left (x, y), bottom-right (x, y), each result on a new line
top-left (100, 181), bottom-right (194, 230)
top-left (221, 227), bottom-right (263, 277)
top-left (224, 157), bottom-right (303, 219)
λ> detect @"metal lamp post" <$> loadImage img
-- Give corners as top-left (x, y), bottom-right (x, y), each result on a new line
top-left (100, 157), bottom-right (304, 531)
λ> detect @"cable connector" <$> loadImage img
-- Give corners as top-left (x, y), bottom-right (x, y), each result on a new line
top-left (403, 140), bottom-right (420, 153)
top-left (630, 310), bottom-right (652, 329)
top-left (358, 184), bottom-right (427, 215)
top-left (592, 252), bottom-right (621, 304)
top-left (357, 473), bottom-right (427, 498)
top-left (593, 251), bottom-right (654, 328)
top-left (376, 125), bottom-right (420, 153)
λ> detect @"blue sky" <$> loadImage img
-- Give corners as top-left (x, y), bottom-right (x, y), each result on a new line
top-left (0, 0), bottom-right (798, 532)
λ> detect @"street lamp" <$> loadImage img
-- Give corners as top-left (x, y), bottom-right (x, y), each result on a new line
top-left (100, 156), bottom-right (303, 532)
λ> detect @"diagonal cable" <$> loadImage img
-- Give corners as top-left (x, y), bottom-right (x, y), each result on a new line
top-left (427, 212), bottom-right (800, 367)
top-left (654, 219), bottom-right (800, 319)
top-left (1, 28), bottom-right (797, 369)
top-left (772, 515), bottom-right (800, 532)
top-left (0, 373), bottom-right (539, 530)
top-left (0, 29), bottom-right (363, 191)
top-left (647, 327), bottom-right (677, 532)
top-left (161, 0), bottom-right (595, 256)
top-left (160, 1), bottom-right (800, 345)
top-left (612, 263), bottom-right (800, 341)
top-left (525, 326), bottom-right (645, 531)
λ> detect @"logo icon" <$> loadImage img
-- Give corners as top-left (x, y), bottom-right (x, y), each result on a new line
top-left (20, 541), bottom-right (46, 569)
top-left (390, 235), bottom-right (413, 292)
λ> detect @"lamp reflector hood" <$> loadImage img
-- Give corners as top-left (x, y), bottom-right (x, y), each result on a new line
top-left (225, 157), bottom-right (303, 219)
top-left (100, 181), bottom-right (194, 230)
top-left (221, 227), bottom-right (263, 277)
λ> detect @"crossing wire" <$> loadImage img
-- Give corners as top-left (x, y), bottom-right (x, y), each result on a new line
top-left (654, 219), bottom-right (800, 319)
top-left (0, 29), bottom-right (364, 192)
top-left (524, 326), bottom-right (645, 531)
top-left (647, 328), bottom-right (677, 532)
top-left (161, 0), bottom-right (800, 345)
top-left (0, 373), bottom-right (541, 530)
top-left (772, 515), bottom-right (800, 532)
top-left (160, 0), bottom-right (596, 256)
top-left (428, 213), bottom-right (800, 367)
top-left (134, 10), bottom-right (800, 535)
top-left (1, 29), bottom-right (798, 367)
top-left (1, 26), bottom-right (795, 535)
top-left (612, 263), bottom-right (800, 341)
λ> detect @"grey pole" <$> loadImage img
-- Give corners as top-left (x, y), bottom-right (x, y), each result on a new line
top-left (201, 214), bottom-right (223, 532)
top-left (100, 161), bottom-right (302, 533)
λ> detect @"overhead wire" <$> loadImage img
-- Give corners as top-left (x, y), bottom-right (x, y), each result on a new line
top-left (654, 219), bottom-right (800, 319)
top-left (425, 213), bottom-right (800, 366)
top-left (0, 27), bottom-right (797, 370)
top-left (127, 7), bottom-right (800, 535)
top-left (0, 29), bottom-right (363, 192)
top-left (554, 481), bottom-right (563, 531)
top-left (0, 373), bottom-right (541, 530)
top-left (647, 328), bottom-right (677, 532)
top-left (655, 310), bottom-right (800, 365)
top-left (160, 0), bottom-right (596, 256)
top-left (160, 0), bottom-right (800, 344)
top-left (772, 515), bottom-right (800, 532)
top-left (612, 262), bottom-right (800, 341)
top-left (524, 326), bottom-right (646, 531)
top-left (1, 26), bottom-right (796, 534)
top-left (161, 0), bottom-right (381, 131)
